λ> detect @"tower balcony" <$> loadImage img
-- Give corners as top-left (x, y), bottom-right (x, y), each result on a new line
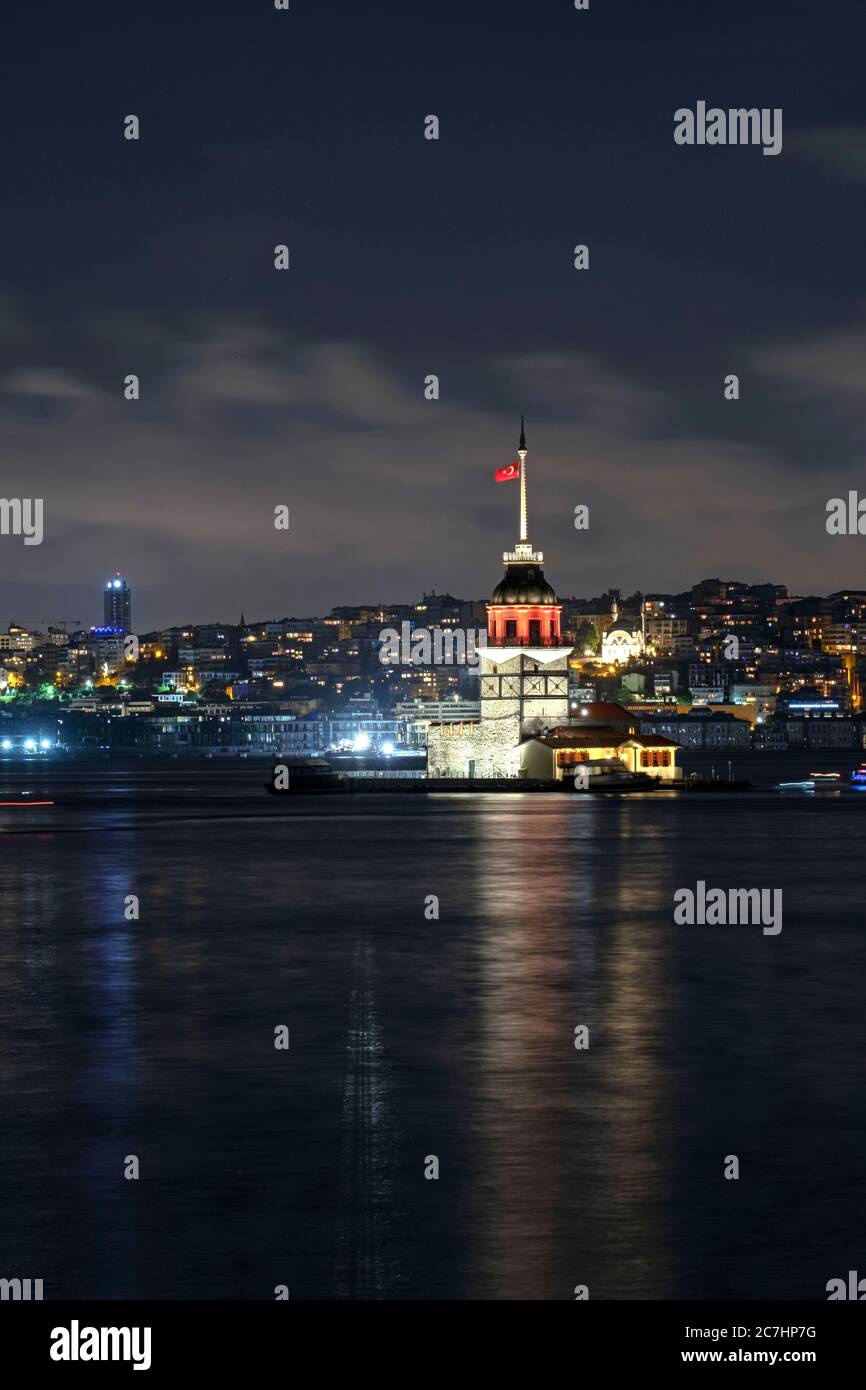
top-left (485, 634), bottom-right (563, 648)
top-left (502, 547), bottom-right (543, 564)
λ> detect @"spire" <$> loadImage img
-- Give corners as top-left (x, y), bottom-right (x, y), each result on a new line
top-left (518, 414), bottom-right (528, 544)
top-left (502, 414), bottom-right (542, 564)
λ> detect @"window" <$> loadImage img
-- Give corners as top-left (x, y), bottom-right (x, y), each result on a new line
top-left (641, 749), bottom-right (671, 768)
top-left (506, 619), bottom-right (517, 639)
top-left (529, 619), bottom-right (541, 644)
top-left (556, 749), bottom-right (588, 767)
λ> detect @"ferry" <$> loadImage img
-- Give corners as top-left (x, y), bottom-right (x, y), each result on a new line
top-left (0, 790), bottom-right (55, 808)
top-left (776, 780), bottom-right (815, 795)
top-left (850, 765), bottom-right (866, 787)
top-left (810, 774), bottom-right (841, 795)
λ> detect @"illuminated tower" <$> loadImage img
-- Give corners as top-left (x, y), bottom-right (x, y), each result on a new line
top-left (104, 574), bottom-right (131, 633)
top-left (478, 420), bottom-right (571, 773)
top-left (426, 420), bottom-right (573, 779)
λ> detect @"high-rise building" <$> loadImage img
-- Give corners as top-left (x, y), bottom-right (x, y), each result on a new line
top-left (104, 575), bottom-right (131, 633)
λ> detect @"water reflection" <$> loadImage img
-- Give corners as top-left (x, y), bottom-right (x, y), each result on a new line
top-left (335, 937), bottom-right (399, 1299)
top-left (469, 798), bottom-right (672, 1298)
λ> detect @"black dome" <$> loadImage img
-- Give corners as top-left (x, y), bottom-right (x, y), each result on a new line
top-left (490, 562), bottom-right (558, 606)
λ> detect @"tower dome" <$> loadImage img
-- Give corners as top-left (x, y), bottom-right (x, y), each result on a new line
top-left (491, 563), bottom-right (558, 607)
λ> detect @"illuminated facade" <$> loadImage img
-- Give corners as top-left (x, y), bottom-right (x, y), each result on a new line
top-left (428, 422), bottom-right (572, 778)
top-left (519, 727), bottom-right (680, 783)
top-left (104, 575), bottom-right (131, 633)
top-left (601, 597), bottom-right (646, 665)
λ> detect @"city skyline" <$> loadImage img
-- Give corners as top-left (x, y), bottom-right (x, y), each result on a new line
top-left (5, 562), bottom-right (866, 638)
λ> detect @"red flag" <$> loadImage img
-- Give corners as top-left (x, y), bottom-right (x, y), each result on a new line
top-left (494, 461), bottom-right (520, 483)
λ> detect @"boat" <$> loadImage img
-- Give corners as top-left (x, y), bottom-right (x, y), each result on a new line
top-left (569, 760), bottom-right (659, 793)
top-left (0, 790), bottom-right (55, 807)
top-left (850, 766), bottom-right (866, 786)
top-left (776, 780), bottom-right (815, 794)
top-left (810, 771), bottom-right (841, 794)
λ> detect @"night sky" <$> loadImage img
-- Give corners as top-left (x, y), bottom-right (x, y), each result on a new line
top-left (2, 0), bottom-right (865, 629)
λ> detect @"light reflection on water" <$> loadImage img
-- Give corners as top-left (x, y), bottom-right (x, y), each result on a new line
top-left (0, 762), bottom-right (864, 1299)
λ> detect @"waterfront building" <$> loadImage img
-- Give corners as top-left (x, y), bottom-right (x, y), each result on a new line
top-left (781, 718), bottom-right (857, 749)
top-left (520, 726), bottom-right (680, 782)
top-left (640, 709), bottom-right (752, 748)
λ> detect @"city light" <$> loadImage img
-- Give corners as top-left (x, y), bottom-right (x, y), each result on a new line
top-left (382, 742), bottom-right (394, 755)
top-left (353, 733), bottom-right (370, 751)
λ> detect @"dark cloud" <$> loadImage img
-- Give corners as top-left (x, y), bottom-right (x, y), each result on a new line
top-left (0, 304), bottom-right (863, 628)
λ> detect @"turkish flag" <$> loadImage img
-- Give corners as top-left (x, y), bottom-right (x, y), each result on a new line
top-left (494, 461), bottom-right (520, 482)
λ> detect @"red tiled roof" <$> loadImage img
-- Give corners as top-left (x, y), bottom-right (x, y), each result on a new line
top-left (527, 727), bottom-right (680, 750)
top-left (569, 702), bottom-right (636, 722)
top-left (530, 726), bottom-right (629, 748)
top-left (620, 733), bottom-right (680, 748)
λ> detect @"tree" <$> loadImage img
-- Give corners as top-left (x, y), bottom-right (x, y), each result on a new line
top-left (574, 620), bottom-right (601, 654)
